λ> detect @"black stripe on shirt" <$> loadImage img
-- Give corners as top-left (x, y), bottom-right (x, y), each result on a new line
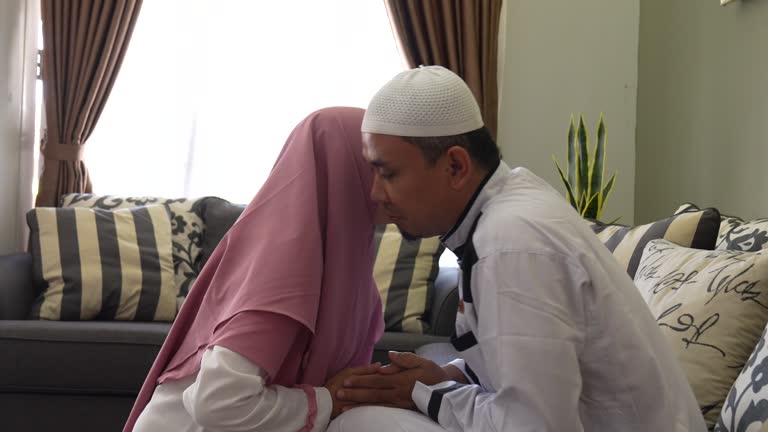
top-left (440, 161), bottom-right (499, 243)
top-left (427, 382), bottom-right (466, 422)
top-left (451, 331), bottom-right (478, 352)
top-left (458, 213), bottom-right (483, 304)
top-left (464, 362), bottom-right (480, 385)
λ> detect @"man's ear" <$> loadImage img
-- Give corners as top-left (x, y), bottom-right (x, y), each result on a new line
top-left (445, 146), bottom-right (473, 190)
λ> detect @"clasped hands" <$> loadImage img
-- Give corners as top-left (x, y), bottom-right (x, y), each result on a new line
top-left (323, 351), bottom-right (452, 419)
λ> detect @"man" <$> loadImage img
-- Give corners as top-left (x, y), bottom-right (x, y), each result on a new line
top-left (328, 66), bottom-right (705, 431)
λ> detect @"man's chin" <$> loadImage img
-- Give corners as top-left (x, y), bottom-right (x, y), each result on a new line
top-left (393, 224), bottom-right (421, 241)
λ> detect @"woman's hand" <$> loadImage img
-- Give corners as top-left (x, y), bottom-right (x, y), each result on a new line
top-left (337, 351), bottom-right (451, 411)
top-left (324, 363), bottom-right (381, 418)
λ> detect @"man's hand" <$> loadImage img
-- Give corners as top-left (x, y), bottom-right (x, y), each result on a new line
top-left (324, 363), bottom-right (381, 419)
top-left (337, 351), bottom-right (451, 411)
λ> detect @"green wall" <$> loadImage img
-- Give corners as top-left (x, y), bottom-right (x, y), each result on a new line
top-left (636, 0), bottom-right (768, 223)
top-left (497, 0), bottom-right (640, 224)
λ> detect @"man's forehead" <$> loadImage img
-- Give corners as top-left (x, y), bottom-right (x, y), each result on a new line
top-left (362, 133), bottom-right (394, 165)
top-left (361, 135), bottom-right (378, 163)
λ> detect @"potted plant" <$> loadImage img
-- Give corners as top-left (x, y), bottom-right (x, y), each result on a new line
top-left (552, 113), bottom-right (617, 221)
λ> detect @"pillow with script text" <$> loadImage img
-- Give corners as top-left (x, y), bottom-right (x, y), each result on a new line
top-left (634, 239), bottom-right (768, 428)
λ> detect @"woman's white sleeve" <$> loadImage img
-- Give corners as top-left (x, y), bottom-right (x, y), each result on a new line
top-left (182, 345), bottom-right (332, 432)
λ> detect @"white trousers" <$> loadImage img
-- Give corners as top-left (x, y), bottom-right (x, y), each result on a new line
top-left (327, 406), bottom-right (446, 432)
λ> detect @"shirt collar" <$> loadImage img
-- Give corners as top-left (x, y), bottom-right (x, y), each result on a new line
top-left (440, 160), bottom-right (510, 252)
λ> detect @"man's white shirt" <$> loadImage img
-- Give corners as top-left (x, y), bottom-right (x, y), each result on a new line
top-left (409, 162), bottom-right (705, 432)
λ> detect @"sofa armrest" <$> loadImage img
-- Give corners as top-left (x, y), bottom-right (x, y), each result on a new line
top-left (0, 253), bottom-right (37, 320)
top-left (426, 266), bottom-right (459, 337)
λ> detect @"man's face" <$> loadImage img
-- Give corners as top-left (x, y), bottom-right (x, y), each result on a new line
top-left (362, 133), bottom-right (454, 239)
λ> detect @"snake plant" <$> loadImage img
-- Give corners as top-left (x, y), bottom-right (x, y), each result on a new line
top-left (553, 113), bottom-right (616, 220)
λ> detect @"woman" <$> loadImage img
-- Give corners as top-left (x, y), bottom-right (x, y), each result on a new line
top-left (125, 107), bottom-right (385, 432)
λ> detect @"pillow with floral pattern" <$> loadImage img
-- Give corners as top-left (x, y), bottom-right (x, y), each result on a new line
top-left (61, 194), bottom-right (205, 310)
top-left (715, 323), bottom-right (768, 431)
top-left (676, 203), bottom-right (768, 252)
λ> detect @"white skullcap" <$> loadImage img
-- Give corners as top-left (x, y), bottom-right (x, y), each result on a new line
top-left (362, 65), bottom-right (484, 137)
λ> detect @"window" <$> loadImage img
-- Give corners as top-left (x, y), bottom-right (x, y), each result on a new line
top-left (85, 0), bottom-right (403, 203)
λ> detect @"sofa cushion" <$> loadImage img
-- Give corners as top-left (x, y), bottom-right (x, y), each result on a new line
top-left (589, 207), bottom-right (720, 278)
top-left (198, 196), bottom-right (246, 268)
top-left (677, 203), bottom-right (768, 252)
top-left (61, 194), bottom-right (206, 304)
top-left (27, 206), bottom-right (177, 322)
top-left (716, 323), bottom-right (768, 431)
top-left (374, 224), bottom-right (444, 334)
top-left (634, 239), bottom-right (768, 428)
top-left (0, 320), bottom-right (170, 395)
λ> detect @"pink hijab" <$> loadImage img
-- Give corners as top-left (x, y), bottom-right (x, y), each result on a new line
top-left (124, 107), bottom-right (384, 431)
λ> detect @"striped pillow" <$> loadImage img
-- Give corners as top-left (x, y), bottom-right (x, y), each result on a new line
top-left (26, 205), bottom-right (177, 321)
top-left (589, 208), bottom-right (720, 278)
top-left (676, 203), bottom-right (768, 252)
top-left (61, 194), bottom-right (206, 307)
top-left (373, 224), bottom-right (444, 334)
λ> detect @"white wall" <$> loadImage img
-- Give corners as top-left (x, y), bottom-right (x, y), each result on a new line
top-left (497, 0), bottom-right (640, 224)
top-left (0, 0), bottom-right (37, 255)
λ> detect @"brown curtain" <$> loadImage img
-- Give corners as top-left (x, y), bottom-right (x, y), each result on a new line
top-left (384, 0), bottom-right (503, 139)
top-left (36, 0), bottom-right (143, 207)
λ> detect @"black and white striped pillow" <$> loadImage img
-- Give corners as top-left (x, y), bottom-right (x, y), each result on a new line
top-left (26, 205), bottom-right (177, 321)
top-left (61, 194), bottom-right (206, 305)
top-left (589, 208), bottom-right (721, 278)
top-left (373, 224), bottom-right (444, 334)
top-left (676, 203), bottom-right (768, 252)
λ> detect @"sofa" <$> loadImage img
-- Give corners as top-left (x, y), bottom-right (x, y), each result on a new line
top-left (9, 194), bottom-right (768, 432)
top-left (0, 195), bottom-right (459, 432)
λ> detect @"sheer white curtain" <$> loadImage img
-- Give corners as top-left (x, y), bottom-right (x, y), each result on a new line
top-left (86, 0), bottom-right (403, 204)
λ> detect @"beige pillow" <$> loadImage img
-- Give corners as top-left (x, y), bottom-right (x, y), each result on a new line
top-left (373, 224), bottom-right (444, 334)
top-left (634, 239), bottom-right (768, 428)
top-left (676, 203), bottom-right (768, 252)
top-left (27, 205), bottom-right (177, 321)
top-left (61, 194), bottom-right (206, 311)
top-left (589, 208), bottom-right (720, 279)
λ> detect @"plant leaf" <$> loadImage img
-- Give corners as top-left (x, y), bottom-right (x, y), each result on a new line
top-left (567, 114), bottom-right (576, 189)
top-left (591, 113), bottom-right (606, 211)
top-left (577, 114), bottom-right (589, 201)
top-left (598, 173), bottom-right (617, 217)
top-left (582, 192), bottom-right (600, 219)
top-left (578, 190), bottom-right (588, 214)
top-left (554, 156), bottom-right (577, 208)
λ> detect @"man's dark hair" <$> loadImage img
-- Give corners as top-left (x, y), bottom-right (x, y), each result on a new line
top-left (403, 127), bottom-right (501, 172)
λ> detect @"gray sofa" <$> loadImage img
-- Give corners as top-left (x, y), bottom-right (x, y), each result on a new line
top-left (0, 198), bottom-right (459, 432)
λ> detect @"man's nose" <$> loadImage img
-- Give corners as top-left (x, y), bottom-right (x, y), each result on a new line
top-left (370, 175), bottom-right (387, 203)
